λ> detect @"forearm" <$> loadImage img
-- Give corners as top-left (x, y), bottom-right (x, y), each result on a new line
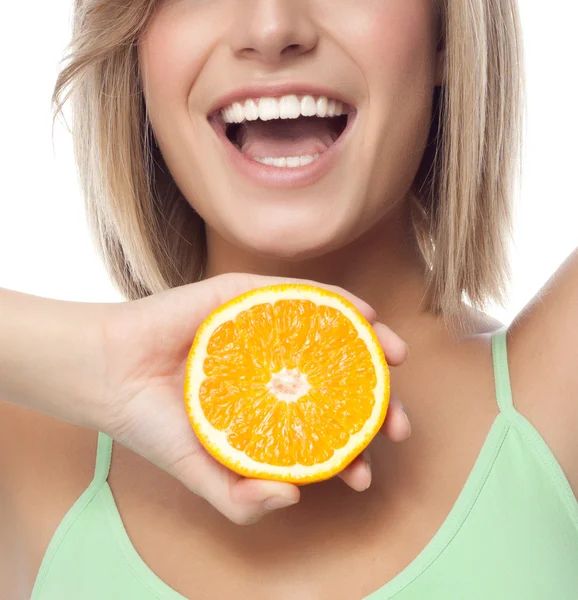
top-left (0, 288), bottom-right (111, 429)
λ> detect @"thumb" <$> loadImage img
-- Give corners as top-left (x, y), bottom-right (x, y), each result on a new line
top-left (167, 443), bottom-right (300, 526)
top-left (228, 477), bottom-right (301, 524)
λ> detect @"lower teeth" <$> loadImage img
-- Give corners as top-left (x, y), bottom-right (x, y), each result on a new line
top-left (251, 154), bottom-right (321, 168)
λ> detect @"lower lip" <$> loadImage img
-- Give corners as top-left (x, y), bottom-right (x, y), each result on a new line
top-left (208, 113), bottom-right (357, 188)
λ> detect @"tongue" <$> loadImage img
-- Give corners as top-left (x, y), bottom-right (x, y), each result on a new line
top-left (237, 116), bottom-right (337, 158)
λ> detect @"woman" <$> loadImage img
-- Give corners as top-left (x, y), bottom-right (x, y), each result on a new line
top-left (1, 0), bottom-right (577, 598)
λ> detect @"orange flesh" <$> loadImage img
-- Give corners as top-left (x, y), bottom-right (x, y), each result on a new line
top-left (199, 299), bottom-right (377, 467)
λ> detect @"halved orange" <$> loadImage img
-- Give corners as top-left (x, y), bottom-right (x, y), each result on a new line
top-left (184, 283), bottom-right (389, 483)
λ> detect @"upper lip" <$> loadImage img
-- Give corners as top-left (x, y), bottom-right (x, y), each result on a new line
top-left (207, 83), bottom-right (357, 117)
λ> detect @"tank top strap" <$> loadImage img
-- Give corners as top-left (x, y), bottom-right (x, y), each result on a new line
top-left (491, 325), bottom-right (515, 417)
top-left (93, 431), bottom-right (113, 486)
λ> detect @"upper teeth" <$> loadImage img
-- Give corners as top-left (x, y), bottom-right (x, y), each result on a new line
top-left (221, 95), bottom-right (348, 124)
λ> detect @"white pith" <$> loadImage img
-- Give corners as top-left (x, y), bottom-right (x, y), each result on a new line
top-left (266, 367), bottom-right (311, 402)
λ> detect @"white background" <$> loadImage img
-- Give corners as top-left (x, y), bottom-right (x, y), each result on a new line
top-left (0, 2), bottom-right (576, 323)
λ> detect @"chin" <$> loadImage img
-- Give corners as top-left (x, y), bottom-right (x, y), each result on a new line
top-left (229, 218), bottom-right (349, 261)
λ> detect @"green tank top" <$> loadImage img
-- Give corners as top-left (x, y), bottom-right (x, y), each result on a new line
top-left (30, 327), bottom-right (578, 599)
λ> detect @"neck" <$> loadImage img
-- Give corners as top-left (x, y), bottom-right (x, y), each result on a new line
top-left (204, 200), bottom-right (439, 339)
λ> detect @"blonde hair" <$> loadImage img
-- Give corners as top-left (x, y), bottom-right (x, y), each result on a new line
top-left (53, 0), bottom-right (523, 318)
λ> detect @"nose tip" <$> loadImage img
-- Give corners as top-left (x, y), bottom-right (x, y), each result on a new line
top-left (230, 1), bottom-right (318, 65)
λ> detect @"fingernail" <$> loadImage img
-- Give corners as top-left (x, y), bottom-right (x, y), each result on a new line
top-left (362, 451), bottom-right (372, 490)
top-left (363, 465), bottom-right (372, 490)
top-left (263, 496), bottom-right (299, 511)
top-left (401, 406), bottom-right (411, 433)
top-left (362, 449), bottom-right (372, 466)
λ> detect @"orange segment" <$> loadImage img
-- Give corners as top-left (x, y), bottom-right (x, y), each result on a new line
top-left (184, 283), bottom-right (389, 483)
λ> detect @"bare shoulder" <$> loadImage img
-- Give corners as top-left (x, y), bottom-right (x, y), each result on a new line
top-left (507, 248), bottom-right (578, 493)
top-left (0, 401), bottom-right (98, 597)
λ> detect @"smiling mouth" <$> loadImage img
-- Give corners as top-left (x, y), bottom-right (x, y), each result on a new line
top-left (209, 95), bottom-right (355, 168)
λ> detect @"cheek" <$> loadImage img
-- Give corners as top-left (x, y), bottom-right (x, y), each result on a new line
top-left (359, 2), bottom-right (438, 93)
top-left (139, 6), bottom-right (220, 130)
top-left (351, 3), bottom-right (438, 205)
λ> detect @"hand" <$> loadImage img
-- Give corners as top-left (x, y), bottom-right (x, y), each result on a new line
top-left (98, 273), bottom-right (411, 524)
